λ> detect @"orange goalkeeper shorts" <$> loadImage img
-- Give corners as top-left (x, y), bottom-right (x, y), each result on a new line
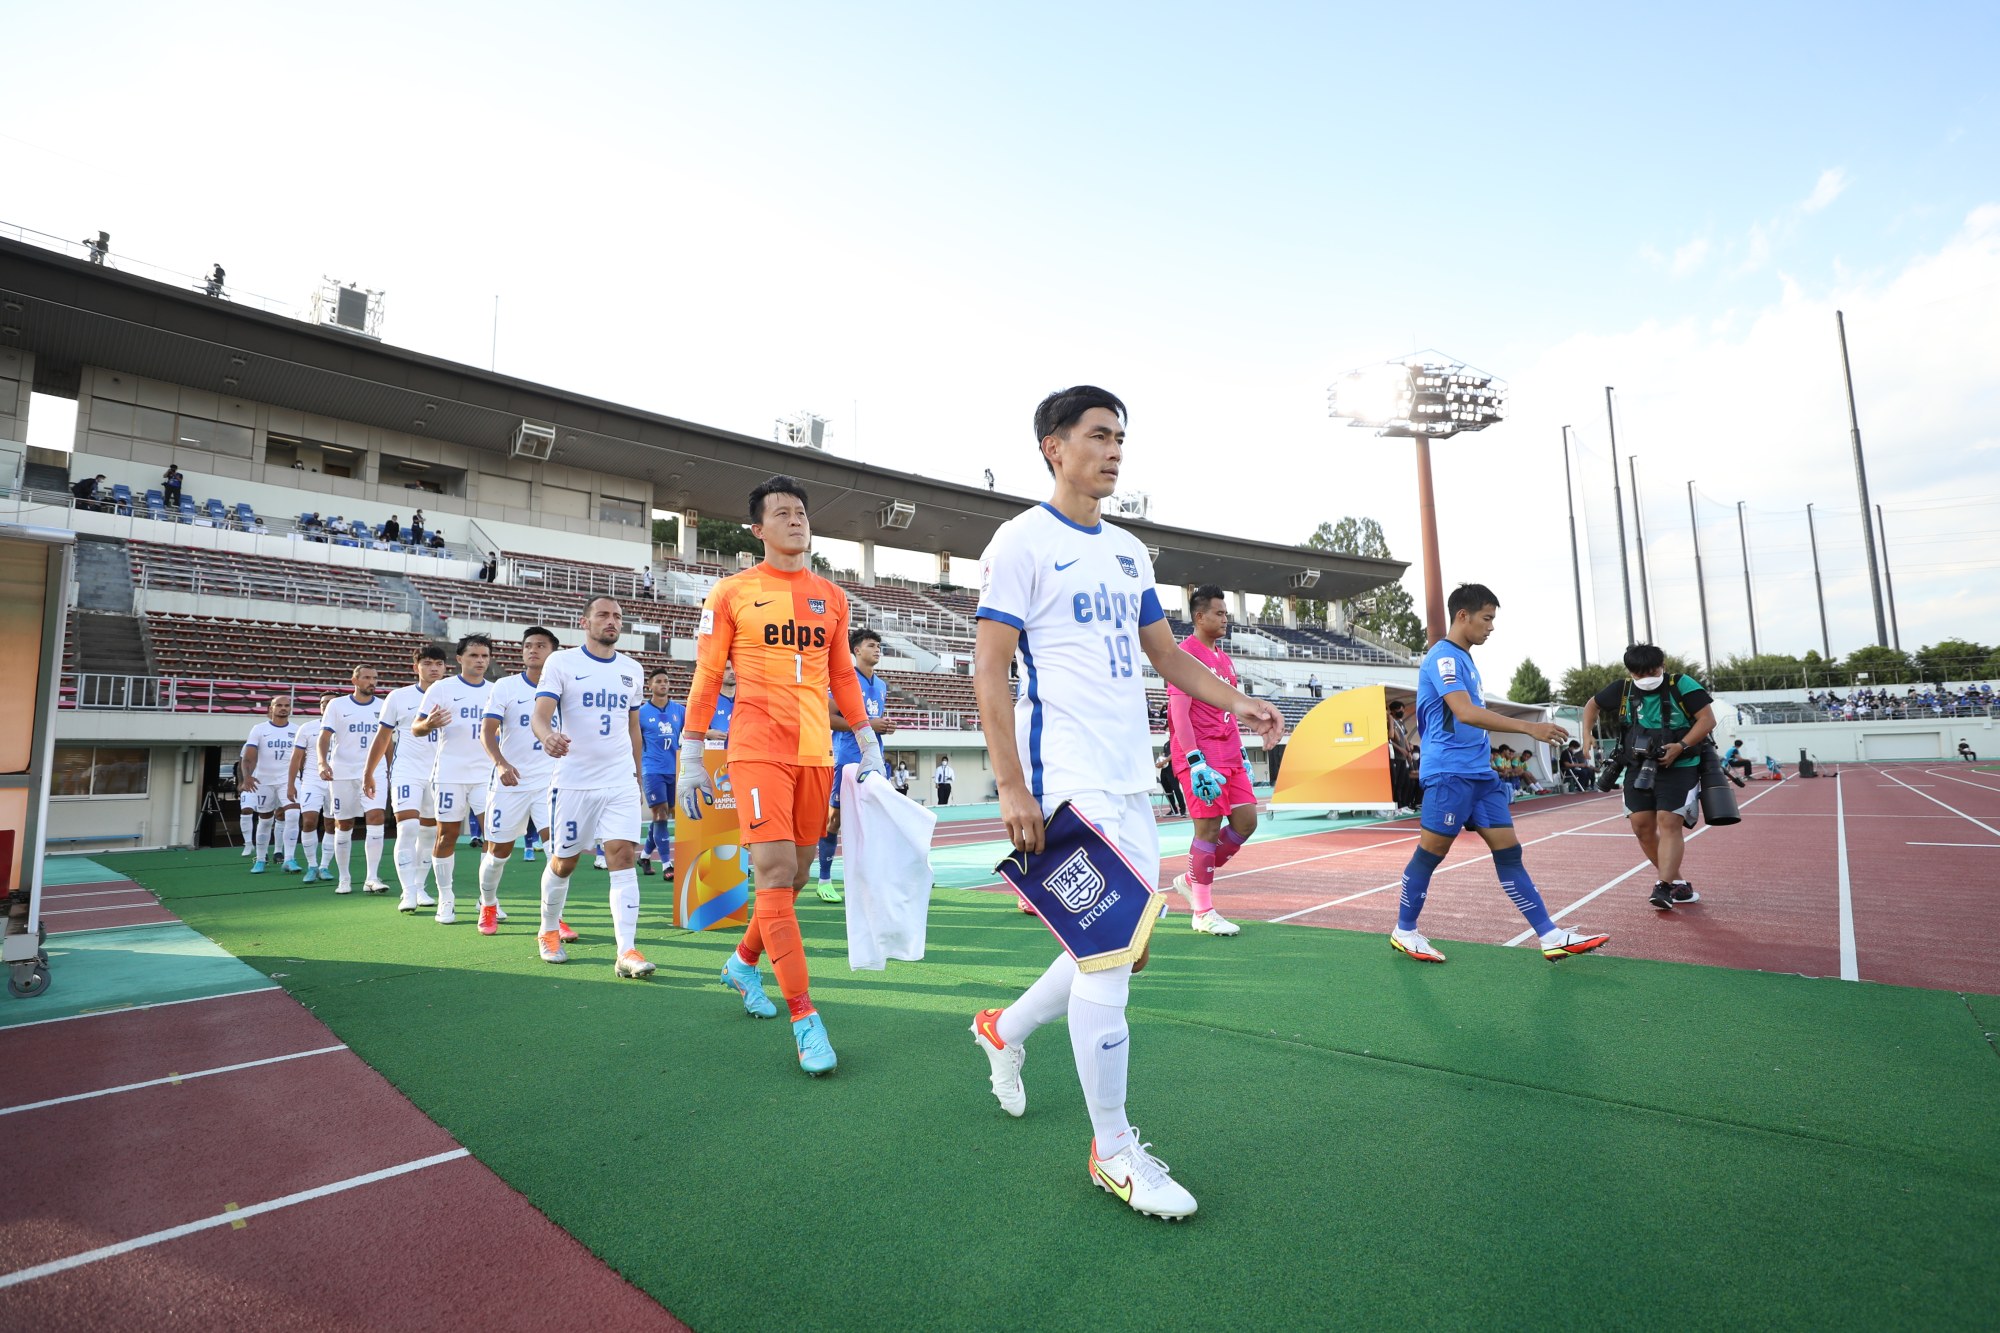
top-left (728, 761), bottom-right (833, 846)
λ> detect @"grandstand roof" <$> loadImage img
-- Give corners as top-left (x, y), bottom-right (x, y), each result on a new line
top-left (2, 237), bottom-right (1405, 600)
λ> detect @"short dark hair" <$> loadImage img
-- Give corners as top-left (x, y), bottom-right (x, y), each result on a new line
top-left (850, 627), bottom-right (882, 651)
top-left (583, 593), bottom-right (620, 616)
top-left (414, 642), bottom-right (449, 665)
top-left (647, 667), bottom-right (670, 683)
top-left (523, 626), bottom-right (559, 649)
top-left (1033, 386), bottom-right (1126, 475)
top-left (1447, 583), bottom-right (1499, 621)
top-left (1623, 643), bottom-right (1666, 674)
top-left (749, 474), bottom-right (808, 524)
top-left (456, 632), bottom-right (494, 656)
top-left (1189, 584), bottom-right (1225, 617)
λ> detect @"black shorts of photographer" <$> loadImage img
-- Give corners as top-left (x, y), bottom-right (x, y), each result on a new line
top-left (1579, 645), bottom-right (1719, 912)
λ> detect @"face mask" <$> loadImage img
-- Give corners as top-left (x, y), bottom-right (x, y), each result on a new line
top-left (1632, 674), bottom-right (1665, 691)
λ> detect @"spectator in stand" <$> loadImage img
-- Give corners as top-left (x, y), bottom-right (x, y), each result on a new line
top-left (410, 510), bottom-right (426, 545)
top-left (639, 565), bottom-right (655, 595)
top-left (934, 754), bottom-right (955, 805)
top-left (71, 474), bottom-right (109, 510)
top-left (382, 514), bottom-right (401, 544)
top-left (427, 531), bottom-right (445, 551)
top-left (1962, 739), bottom-right (1981, 762)
top-left (480, 552), bottom-right (499, 583)
top-left (1156, 751), bottom-right (1186, 816)
top-left (349, 517), bottom-right (369, 540)
top-left (1308, 672), bottom-right (1322, 698)
top-left (162, 464), bottom-right (183, 509)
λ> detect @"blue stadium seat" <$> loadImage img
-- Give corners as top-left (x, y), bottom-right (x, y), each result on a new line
top-left (111, 483), bottom-right (133, 514)
top-left (235, 502), bottom-right (255, 530)
top-left (177, 495), bottom-right (196, 523)
top-left (204, 498), bottom-right (226, 526)
top-left (144, 489), bottom-right (166, 519)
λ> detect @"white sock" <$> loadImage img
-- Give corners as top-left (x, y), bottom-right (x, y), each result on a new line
top-left (317, 829), bottom-right (335, 869)
top-left (609, 867), bottom-right (640, 953)
top-left (998, 953), bottom-right (1078, 1047)
top-left (364, 825), bottom-right (385, 883)
top-left (332, 828), bottom-right (353, 883)
top-left (282, 810), bottom-right (300, 861)
top-left (540, 866), bottom-right (572, 934)
top-left (432, 854), bottom-right (455, 903)
top-left (1067, 994), bottom-right (1133, 1156)
top-left (239, 813), bottom-right (255, 847)
top-left (394, 818), bottom-right (420, 895)
top-left (478, 852), bottom-right (505, 907)
top-left (252, 817), bottom-right (270, 859)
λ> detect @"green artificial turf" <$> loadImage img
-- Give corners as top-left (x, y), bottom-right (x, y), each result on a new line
top-left (101, 846), bottom-right (2000, 1330)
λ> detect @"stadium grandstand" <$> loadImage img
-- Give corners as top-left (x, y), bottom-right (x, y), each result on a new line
top-left (1, 233), bottom-right (1417, 850)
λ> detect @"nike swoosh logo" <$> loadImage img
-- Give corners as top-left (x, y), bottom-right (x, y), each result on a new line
top-left (1100, 1035), bottom-right (1128, 1050)
top-left (754, 599), bottom-right (775, 607)
top-left (1093, 1160), bottom-right (1134, 1203)
top-left (1055, 559), bottom-right (1080, 571)
top-left (749, 819), bottom-right (768, 829)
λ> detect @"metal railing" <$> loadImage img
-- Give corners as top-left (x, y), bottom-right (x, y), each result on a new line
top-left (134, 564), bottom-right (401, 615)
top-left (1734, 701), bottom-right (1999, 726)
top-left (886, 710), bottom-right (975, 731)
top-left (64, 674), bottom-right (173, 710)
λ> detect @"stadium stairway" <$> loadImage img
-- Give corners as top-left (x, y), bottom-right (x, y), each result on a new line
top-left (374, 570), bottom-right (447, 639)
top-left (24, 459), bottom-right (70, 493)
top-left (73, 611), bottom-right (155, 681)
top-left (74, 536), bottom-right (136, 612)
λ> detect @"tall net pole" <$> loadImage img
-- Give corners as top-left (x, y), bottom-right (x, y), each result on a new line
top-left (1628, 455), bottom-right (1654, 642)
top-left (1562, 427), bottom-right (1588, 668)
top-left (1605, 387), bottom-right (1635, 644)
top-left (1687, 481), bottom-right (1713, 672)
top-left (1836, 311), bottom-right (1889, 646)
top-left (1876, 502), bottom-right (1902, 652)
top-left (1806, 503), bottom-right (1831, 661)
top-left (1736, 500), bottom-right (1760, 657)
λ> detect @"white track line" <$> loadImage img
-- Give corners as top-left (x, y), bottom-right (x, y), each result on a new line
top-left (1835, 772), bottom-right (1858, 981)
top-left (1880, 769), bottom-right (2000, 840)
top-left (0, 1045), bottom-right (347, 1117)
top-left (41, 903), bottom-right (172, 917)
top-left (1502, 778), bottom-right (1792, 948)
top-left (0, 1148), bottom-right (470, 1290)
top-left (1272, 796), bottom-right (1629, 924)
top-left (1921, 767), bottom-right (2000, 796)
top-left (40, 887), bottom-right (154, 901)
top-left (1906, 841), bottom-right (2000, 848)
top-left (0, 987), bottom-right (281, 1032)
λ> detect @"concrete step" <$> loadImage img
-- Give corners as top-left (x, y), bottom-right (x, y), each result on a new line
top-left (73, 536), bottom-right (135, 613)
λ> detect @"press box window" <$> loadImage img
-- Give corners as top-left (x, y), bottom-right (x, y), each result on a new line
top-left (53, 746), bottom-right (150, 797)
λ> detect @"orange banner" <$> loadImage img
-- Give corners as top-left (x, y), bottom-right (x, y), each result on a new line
top-left (672, 746), bottom-right (752, 931)
top-left (1271, 684), bottom-right (1393, 808)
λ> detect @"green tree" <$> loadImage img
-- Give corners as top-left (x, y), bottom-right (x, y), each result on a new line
top-left (1257, 596), bottom-right (1286, 625)
top-left (1913, 638), bottom-right (1991, 685)
top-left (1843, 644), bottom-right (1914, 686)
top-left (1984, 645), bottom-right (2000, 681)
top-left (1308, 517), bottom-right (1421, 648)
top-left (651, 515), bottom-right (678, 548)
top-left (1508, 657), bottom-right (1553, 704)
top-left (1559, 662), bottom-right (1624, 707)
top-left (1709, 652), bottom-right (1804, 692)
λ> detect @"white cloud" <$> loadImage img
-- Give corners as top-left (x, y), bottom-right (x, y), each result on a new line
top-left (1670, 235), bottom-right (1712, 277)
top-left (1802, 167), bottom-right (1850, 213)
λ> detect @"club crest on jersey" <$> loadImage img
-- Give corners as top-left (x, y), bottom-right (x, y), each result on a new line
top-left (1117, 555), bottom-right (1138, 578)
top-left (697, 608), bottom-right (715, 636)
top-left (809, 598), bottom-right (826, 615)
top-left (1046, 847), bottom-right (1106, 912)
top-left (1437, 655), bottom-right (1458, 683)
top-left (620, 674), bottom-right (634, 689)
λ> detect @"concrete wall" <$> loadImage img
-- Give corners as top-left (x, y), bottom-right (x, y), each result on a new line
top-left (1709, 713), bottom-right (1997, 764)
top-left (44, 746), bottom-right (197, 852)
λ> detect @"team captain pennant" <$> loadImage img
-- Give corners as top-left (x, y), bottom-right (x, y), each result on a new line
top-left (996, 801), bottom-right (1165, 973)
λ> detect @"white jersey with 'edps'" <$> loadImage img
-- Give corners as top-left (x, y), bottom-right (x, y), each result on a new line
top-left (244, 721), bottom-right (294, 787)
top-left (419, 675), bottom-right (499, 786)
top-left (320, 695), bottom-right (381, 781)
top-left (376, 683), bottom-right (439, 777)
top-left (535, 646), bottom-right (642, 790)
top-left (484, 672), bottom-right (556, 790)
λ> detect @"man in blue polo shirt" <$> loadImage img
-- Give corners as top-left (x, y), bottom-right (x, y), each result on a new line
top-left (638, 668), bottom-right (686, 879)
top-left (811, 627), bottom-right (898, 902)
top-left (1393, 582), bottom-right (1611, 965)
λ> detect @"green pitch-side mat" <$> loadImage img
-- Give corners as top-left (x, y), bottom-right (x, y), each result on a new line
top-left (95, 844), bottom-right (2000, 1331)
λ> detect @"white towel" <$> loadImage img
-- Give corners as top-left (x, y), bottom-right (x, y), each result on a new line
top-left (842, 768), bottom-right (937, 970)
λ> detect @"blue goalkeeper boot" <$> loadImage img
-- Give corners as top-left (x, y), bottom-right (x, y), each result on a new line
top-left (793, 1012), bottom-right (837, 1076)
top-left (721, 955), bottom-right (777, 1019)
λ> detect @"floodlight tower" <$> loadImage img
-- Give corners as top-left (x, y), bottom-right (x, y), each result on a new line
top-left (1328, 354), bottom-right (1506, 646)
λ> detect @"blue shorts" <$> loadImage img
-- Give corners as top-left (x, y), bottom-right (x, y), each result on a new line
top-left (827, 762), bottom-right (857, 809)
top-left (1419, 772), bottom-right (1514, 837)
top-left (642, 770), bottom-right (673, 808)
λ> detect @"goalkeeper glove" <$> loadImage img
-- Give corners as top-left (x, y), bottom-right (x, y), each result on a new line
top-left (855, 725), bottom-right (887, 784)
top-left (1185, 749), bottom-right (1225, 803)
top-left (676, 734), bottom-right (715, 821)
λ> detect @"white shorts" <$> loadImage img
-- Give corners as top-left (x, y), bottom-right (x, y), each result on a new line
top-left (328, 778), bottom-right (387, 821)
top-left (388, 769), bottom-right (436, 819)
top-left (242, 784), bottom-right (286, 815)
top-left (295, 783), bottom-right (328, 815)
top-left (433, 782), bottom-right (485, 823)
top-left (485, 782), bottom-right (552, 844)
top-left (550, 785), bottom-right (643, 858)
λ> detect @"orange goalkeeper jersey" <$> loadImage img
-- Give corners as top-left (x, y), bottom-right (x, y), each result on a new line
top-left (684, 563), bottom-right (869, 767)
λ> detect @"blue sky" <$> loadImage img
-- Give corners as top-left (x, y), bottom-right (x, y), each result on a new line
top-left (10, 1), bottom-right (1998, 682)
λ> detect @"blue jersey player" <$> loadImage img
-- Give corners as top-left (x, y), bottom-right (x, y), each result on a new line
top-left (638, 668), bottom-right (685, 879)
top-left (1394, 582), bottom-right (1609, 965)
top-left (812, 627), bottom-right (899, 902)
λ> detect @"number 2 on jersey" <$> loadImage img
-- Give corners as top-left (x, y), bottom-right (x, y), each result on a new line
top-left (1104, 633), bottom-right (1134, 679)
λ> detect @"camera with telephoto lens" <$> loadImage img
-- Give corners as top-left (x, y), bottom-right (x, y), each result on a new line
top-left (1629, 741), bottom-right (1668, 792)
top-left (1593, 748), bottom-right (1626, 792)
top-left (1696, 741), bottom-right (1743, 824)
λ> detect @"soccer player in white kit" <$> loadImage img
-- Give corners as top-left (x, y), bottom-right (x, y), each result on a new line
top-left (288, 696), bottom-right (338, 881)
top-left (413, 634), bottom-right (498, 925)
top-left (316, 668), bottom-right (389, 895)
top-left (365, 643), bottom-right (448, 913)
top-left (968, 386), bottom-right (1283, 1221)
top-left (478, 626), bottom-right (573, 939)
top-left (530, 596), bottom-right (652, 976)
top-left (237, 696), bottom-right (296, 873)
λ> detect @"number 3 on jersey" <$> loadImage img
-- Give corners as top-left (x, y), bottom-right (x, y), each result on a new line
top-left (1104, 633), bottom-right (1134, 679)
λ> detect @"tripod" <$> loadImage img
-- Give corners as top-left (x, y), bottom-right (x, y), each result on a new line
top-left (202, 789), bottom-right (240, 846)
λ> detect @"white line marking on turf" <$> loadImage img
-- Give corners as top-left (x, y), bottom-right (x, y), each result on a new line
top-left (0, 1045), bottom-right (347, 1117)
top-left (1272, 796), bottom-right (1631, 924)
top-left (1835, 772), bottom-right (1859, 981)
top-left (1880, 769), bottom-right (2000, 840)
top-left (1502, 778), bottom-right (1792, 948)
top-left (0, 987), bottom-right (282, 1032)
top-left (0, 1149), bottom-right (471, 1289)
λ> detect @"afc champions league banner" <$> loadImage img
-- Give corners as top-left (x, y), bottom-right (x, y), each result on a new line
top-left (673, 744), bottom-right (751, 931)
top-left (1271, 683), bottom-right (1394, 811)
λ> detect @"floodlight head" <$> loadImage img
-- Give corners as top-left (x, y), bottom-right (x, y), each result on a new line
top-left (1331, 354), bottom-right (1506, 439)
top-left (1327, 363), bottom-right (1415, 427)
top-left (1290, 569), bottom-right (1321, 590)
top-left (878, 500), bottom-right (916, 531)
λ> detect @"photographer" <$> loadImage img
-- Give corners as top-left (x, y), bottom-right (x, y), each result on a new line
top-left (1580, 644), bottom-right (1718, 912)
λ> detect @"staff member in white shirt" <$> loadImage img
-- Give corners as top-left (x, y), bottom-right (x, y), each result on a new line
top-left (933, 755), bottom-right (955, 806)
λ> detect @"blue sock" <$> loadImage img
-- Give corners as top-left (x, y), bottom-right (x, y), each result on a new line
top-left (1493, 845), bottom-right (1555, 935)
top-left (524, 826), bottom-right (539, 850)
top-left (817, 835), bottom-right (836, 881)
top-left (1397, 847), bottom-right (1445, 930)
top-left (652, 820), bottom-right (671, 860)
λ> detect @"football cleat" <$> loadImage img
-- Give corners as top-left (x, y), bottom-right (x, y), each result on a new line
top-left (558, 920), bottom-right (579, 943)
top-left (415, 890), bottom-right (437, 908)
top-left (614, 949), bottom-right (656, 979)
top-left (1671, 881), bottom-right (1701, 904)
top-left (477, 904), bottom-right (499, 935)
top-left (971, 1008), bottom-right (1026, 1117)
top-left (1019, 898), bottom-right (1038, 914)
top-left (301, 866), bottom-right (320, 884)
top-left (1542, 928), bottom-right (1610, 961)
top-left (639, 855), bottom-right (653, 875)
top-left (240, 844), bottom-right (254, 858)
top-left (1390, 927), bottom-right (1446, 963)
top-left (282, 857), bottom-right (301, 873)
top-left (793, 1012), bottom-right (837, 1076)
top-left (363, 878), bottom-right (390, 895)
top-left (521, 847), bottom-right (537, 862)
top-left (814, 880), bottom-right (843, 904)
top-left (1190, 909), bottom-right (1240, 936)
top-left (1650, 881), bottom-right (1675, 911)
top-left (434, 897), bottom-right (457, 925)
top-left (1089, 1133), bottom-right (1197, 1221)
top-left (494, 904), bottom-right (509, 921)
top-left (250, 859), bottom-right (267, 875)
top-left (661, 861), bottom-right (674, 882)
top-left (397, 893), bottom-right (417, 914)
top-left (721, 956), bottom-right (778, 1018)
top-left (537, 930), bottom-right (567, 964)
top-left (333, 881), bottom-right (353, 895)
top-left (593, 854), bottom-right (608, 870)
